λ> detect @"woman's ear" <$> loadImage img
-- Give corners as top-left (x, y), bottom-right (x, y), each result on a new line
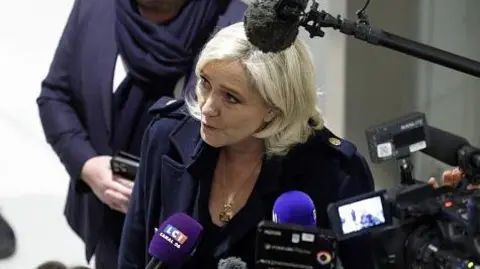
top-left (264, 109), bottom-right (275, 123)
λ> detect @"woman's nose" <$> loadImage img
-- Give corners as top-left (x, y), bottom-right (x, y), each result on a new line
top-left (201, 95), bottom-right (219, 117)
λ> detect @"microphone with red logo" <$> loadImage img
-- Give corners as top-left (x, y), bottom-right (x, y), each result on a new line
top-left (146, 213), bottom-right (203, 269)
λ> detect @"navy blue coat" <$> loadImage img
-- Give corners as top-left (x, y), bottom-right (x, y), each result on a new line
top-left (118, 97), bottom-right (376, 269)
top-left (36, 0), bottom-right (246, 261)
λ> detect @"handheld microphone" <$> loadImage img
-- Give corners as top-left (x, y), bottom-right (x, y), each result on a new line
top-left (272, 190), bottom-right (316, 227)
top-left (268, 191), bottom-right (336, 267)
top-left (146, 213), bottom-right (203, 269)
top-left (244, 0), bottom-right (307, 53)
top-left (217, 257), bottom-right (248, 269)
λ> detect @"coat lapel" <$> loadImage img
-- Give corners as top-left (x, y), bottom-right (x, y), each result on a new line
top-left (159, 117), bottom-right (203, 221)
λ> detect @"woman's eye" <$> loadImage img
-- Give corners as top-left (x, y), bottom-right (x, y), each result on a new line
top-left (199, 76), bottom-right (211, 90)
top-left (224, 92), bottom-right (239, 104)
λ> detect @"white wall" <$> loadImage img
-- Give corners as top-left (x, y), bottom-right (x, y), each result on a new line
top-left (0, 0), bottom-right (88, 268)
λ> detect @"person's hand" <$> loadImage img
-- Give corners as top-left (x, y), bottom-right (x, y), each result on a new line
top-left (427, 167), bottom-right (464, 189)
top-left (81, 156), bottom-right (134, 213)
top-left (427, 167), bottom-right (480, 190)
top-left (105, 175), bottom-right (135, 212)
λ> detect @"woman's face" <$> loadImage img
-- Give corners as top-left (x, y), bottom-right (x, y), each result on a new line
top-left (198, 60), bottom-right (274, 149)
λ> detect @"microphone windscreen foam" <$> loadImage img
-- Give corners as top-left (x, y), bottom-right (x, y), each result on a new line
top-left (273, 190), bottom-right (316, 227)
top-left (148, 212), bottom-right (203, 267)
top-left (217, 257), bottom-right (248, 269)
top-left (244, 0), bottom-right (304, 53)
top-left (421, 125), bottom-right (469, 166)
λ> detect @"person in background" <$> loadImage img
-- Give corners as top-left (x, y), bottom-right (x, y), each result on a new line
top-left (36, 261), bottom-right (66, 269)
top-left (36, 260), bottom-right (90, 269)
top-left (0, 213), bottom-right (15, 260)
top-left (118, 22), bottom-right (376, 269)
top-left (36, 0), bottom-right (246, 268)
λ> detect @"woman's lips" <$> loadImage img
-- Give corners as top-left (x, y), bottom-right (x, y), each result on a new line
top-left (202, 122), bottom-right (219, 130)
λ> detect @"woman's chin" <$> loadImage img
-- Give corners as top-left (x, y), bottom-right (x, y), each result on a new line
top-left (200, 130), bottom-right (224, 148)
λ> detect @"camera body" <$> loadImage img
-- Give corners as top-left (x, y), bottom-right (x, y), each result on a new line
top-left (255, 220), bottom-right (337, 269)
top-left (328, 182), bottom-right (480, 268)
top-left (327, 112), bottom-right (480, 269)
top-left (365, 112), bottom-right (428, 164)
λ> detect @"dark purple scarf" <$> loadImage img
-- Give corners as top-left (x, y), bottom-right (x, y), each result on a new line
top-left (113, 0), bottom-right (227, 155)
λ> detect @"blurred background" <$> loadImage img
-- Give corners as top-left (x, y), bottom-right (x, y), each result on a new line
top-left (0, 0), bottom-right (478, 268)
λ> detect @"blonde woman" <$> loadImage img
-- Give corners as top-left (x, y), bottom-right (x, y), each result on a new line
top-left (119, 22), bottom-right (376, 268)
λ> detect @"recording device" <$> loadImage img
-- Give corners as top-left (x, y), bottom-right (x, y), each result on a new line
top-left (366, 112), bottom-right (428, 185)
top-left (146, 213), bottom-right (203, 269)
top-left (256, 221), bottom-right (336, 269)
top-left (327, 190), bottom-right (391, 241)
top-left (244, 0), bottom-right (307, 53)
top-left (365, 112), bottom-right (428, 164)
top-left (327, 113), bottom-right (480, 269)
top-left (217, 257), bottom-right (248, 269)
top-left (243, 0), bottom-right (480, 78)
top-left (256, 191), bottom-right (336, 268)
top-left (110, 151), bottom-right (140, 180)
top-left (328, 183), bottom-right (480, 269)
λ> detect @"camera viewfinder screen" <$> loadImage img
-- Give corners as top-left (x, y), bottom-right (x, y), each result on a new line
top-left (338, 196), bottom-right (385, 234)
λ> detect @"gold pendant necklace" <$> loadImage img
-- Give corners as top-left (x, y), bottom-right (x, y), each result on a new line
top-left (218, 151), bottom-right (262, 225)
top-left (219, 201), bottom-right (234, 223)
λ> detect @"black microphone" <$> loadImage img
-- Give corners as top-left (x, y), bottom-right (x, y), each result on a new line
top-left (421, 125), bottom-right (480, 179)
top-left (244, 0), bottom-right (307, 53)
top-left (217, 257), bottom-right (248, 269)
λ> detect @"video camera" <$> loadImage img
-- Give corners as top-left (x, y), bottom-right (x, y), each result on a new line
top-left (327, 112), bottom-right (480, 269)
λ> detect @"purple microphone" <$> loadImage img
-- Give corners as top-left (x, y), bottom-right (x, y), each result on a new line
top-left (147, 213), bottom-right (203, 269)
top-left (272, 190), bottom-right (317, 227)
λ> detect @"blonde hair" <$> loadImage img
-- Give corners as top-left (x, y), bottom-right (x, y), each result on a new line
top-left (186, 22), bottom-right (324, 156)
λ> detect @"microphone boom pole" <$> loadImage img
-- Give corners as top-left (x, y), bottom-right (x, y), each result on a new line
top-left (297, 1), bottom-right (480, 78)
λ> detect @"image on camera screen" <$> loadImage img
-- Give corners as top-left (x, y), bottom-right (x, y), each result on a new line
top-left (338, 196), bottom-right (385, 234)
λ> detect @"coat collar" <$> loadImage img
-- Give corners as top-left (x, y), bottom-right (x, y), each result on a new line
top-left (169, 116), bottom-right (203, 166)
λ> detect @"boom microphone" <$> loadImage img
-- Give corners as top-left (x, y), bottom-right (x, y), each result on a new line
top-left (244, 0), bottom-right (307, 53)
top-left (244, 0), bottom-right (480, 78)
top-left (217, 257), bottom-right (248, 269)
top-left (273, 190), bottom-right (316, 227)
top-left (146, 213), bottom-right (203, 269)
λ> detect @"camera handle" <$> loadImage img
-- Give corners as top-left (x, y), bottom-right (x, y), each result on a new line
top-left (398, 156), bottom-right (415, 186)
